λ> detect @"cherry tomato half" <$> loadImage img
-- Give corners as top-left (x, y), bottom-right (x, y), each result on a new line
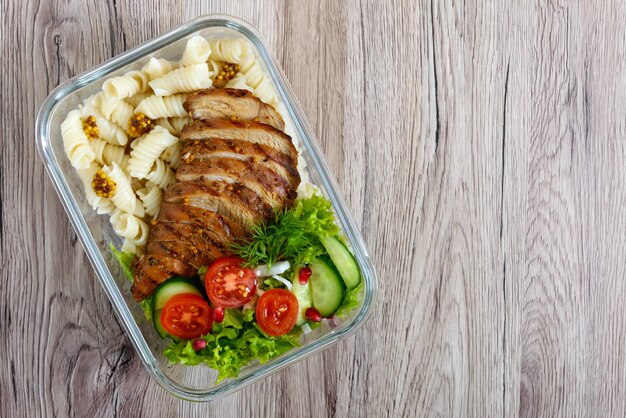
top-left (205, 257), bottom-right (257, 308)
top-left (256, 289), bottom-right (299, 336)
top-left (160, 293), bottom-right (212, 340)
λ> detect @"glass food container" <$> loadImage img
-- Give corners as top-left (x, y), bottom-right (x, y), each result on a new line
top-left (35, 14), bottom-right (377, 401)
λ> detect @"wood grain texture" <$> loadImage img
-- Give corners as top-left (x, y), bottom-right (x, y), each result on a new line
top-left (2, 0), bottom-right (626, 416)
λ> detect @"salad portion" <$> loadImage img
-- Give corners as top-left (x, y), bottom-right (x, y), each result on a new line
top-left (113, 194), bottom-right (362, 381)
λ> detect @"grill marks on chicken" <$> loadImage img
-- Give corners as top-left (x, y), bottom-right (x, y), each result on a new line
top-left (131, 88), bottom-right (300, 301)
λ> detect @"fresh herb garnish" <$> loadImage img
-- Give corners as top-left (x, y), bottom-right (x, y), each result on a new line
top-left (231, 194), bottom-right (339, 267)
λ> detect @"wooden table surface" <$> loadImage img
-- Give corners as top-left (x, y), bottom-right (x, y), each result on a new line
top-left (3, 0), bottom-right (626, 416)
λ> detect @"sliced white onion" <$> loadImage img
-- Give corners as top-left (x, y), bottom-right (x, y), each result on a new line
top-left (272, 274), bottom-right (292, 291)
top-left (254, 261), bottom-right (291, 277)
top-left (301, 323), bottom-right (312, 334)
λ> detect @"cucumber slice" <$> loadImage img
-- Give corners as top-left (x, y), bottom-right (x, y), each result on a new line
top-left (321, 236), bottom-right (361, 291)
top-left (309, 259), bottom-right (346, 317)
top-left (151, 277), bottom-right (202, 339)
top-left (291, 268), bottom-right (313, 326)
top-left (153, 309), bottom-right (171, 339)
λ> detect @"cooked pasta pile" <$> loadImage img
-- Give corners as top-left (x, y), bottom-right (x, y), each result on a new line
top-left (62, 35), bottom-right (308, 254)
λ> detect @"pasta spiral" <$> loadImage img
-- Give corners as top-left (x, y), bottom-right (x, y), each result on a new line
top-left (208, 38), bottom-right (252, 63)
top-left (146, 158), bottom-right (176, 189)
top-left (180, 35), bottom-right (212, 66)
top-left (156, 117), bottom-right (190, 136)
top-left (240, 59), bottom-right (278, 105)
top-left (110, 209), bottom-right (149, 248)
top-left (161, 140), bottom-right (182, 169)
top-left (61, 110), bottom-right (95, 169)
top-left (102, 162), bottom-right (145, 217)
top-left (149, 64), bottom-right (212, 96)
top-left (142, 57), bottom-right (175, 80)
top-left (90, 138), bottom-right (126, 167)
top-left (135, 94), bottom-right (188, 119)
top-left (126, 92), bottom-right (151, 108)
top-left (128, 126), bottom-right (178, 179)
top-left (225, 73), bottom-right (253, 92)
top-left (102, 70), bottom-right (150, 100)
top-left (136, 182), bottom-right (163, 217)
top-left (80, 104), bottom-right (128, 146)
top-left (76, 162), bottom-right (115, 214)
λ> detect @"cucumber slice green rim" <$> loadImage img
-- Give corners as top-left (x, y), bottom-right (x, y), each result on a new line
top-left (151, 277), bottom-right (203, 340)
top-left (321, 236), bottom-right (362, 290)
top-left (309, 259), bottom-right (346, 317)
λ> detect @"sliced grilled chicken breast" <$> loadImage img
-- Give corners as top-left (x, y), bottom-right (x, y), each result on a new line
top-left (131, 88), bottom-right (300, 301)
top-left (181, 138), bottom-right (300, 189)
top-left (181, 119), bottom-right (297, 159)
top-left (185, 88), bottom-right (285, 130)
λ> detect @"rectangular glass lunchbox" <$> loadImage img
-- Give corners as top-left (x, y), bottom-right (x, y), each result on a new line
top-left (35, 14), bottom-right (377, 401)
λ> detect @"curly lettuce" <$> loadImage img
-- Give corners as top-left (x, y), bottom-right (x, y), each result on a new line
top-left (164, 308), bottom-right (301, 382)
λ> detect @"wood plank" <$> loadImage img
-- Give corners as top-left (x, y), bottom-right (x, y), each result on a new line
top-left (2, 0), bottom-right (626, 416)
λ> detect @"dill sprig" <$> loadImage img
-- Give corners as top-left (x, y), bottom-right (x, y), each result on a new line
top-left (230, 194), bottom-right (339, 267)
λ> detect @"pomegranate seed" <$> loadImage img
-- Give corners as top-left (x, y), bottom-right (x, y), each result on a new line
top-left (299, 267), bottom-right (312, 285)
top-left (192, 339), bottom-right (206, 351)
top-left (305, 307), bottom-right (322, 322)
top-left (213, 306), bottom-right (224, 323)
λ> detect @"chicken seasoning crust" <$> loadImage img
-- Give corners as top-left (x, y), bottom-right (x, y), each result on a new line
top-left (131, 88), bottom-right (300, 301)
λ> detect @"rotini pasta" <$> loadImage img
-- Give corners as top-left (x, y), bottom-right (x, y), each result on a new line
top-left (102, 162), bottom-right (145, 217)
top-left (126, 92), bottom-right (152, 108)
top-left (208, 38), bottom-right (252, 63)
top-left (61, 110), bottom-right (96, 169)
top-left (86, 92), bottom-right (119, 120)
top-left (110, 209), bottom-right (149, 249)
top-left (169, 117), bottom-right (191, 133)
top-left (146, 158), bottom-right (176, 189)
top-left (128, 126), bottom-right (178, 179)
top-left (180, 35), bottom-right (212, 66)
top-left (109, 100), bottom-right (134, 132)
top-left (149, 64), bottom-right (212, 96)
top-left (207, 59), bottom-right (221, 78)
top-left (134, 94), bottom-right (188, 119)
top-left (161, 141), bottom-right (182, 169)
top-left (85, 92), bottom-right (133, 130)
top-left (155, 118), bottom-right (177, 136)
top-left (157, 117), bottom-right (191, 136)
top-left (102, 70), bottom-right (150, 100)
top-left (76, 162), bottom-right (116, 214)
top-left (240, 59), bottom-right (278, 105)
top-left (137, 182), bottom-right (163, 217)
top-left (142, 57), bottom-right (175, 80)
top-left (225, 73), bottom-right (253, 92)
top-left (90, 138), bottom-right (126, 167)
top-left (80, 104), bottom-right (128, 146)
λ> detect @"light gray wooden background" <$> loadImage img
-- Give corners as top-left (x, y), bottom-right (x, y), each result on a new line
top-left (3, 0), bottom-right (626, 416)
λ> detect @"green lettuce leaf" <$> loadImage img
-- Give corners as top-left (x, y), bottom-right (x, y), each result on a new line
top-left (109, 243), bottom-right (153, 321)
top-left (109, 243), bottom-right (135, 282)
top-left (139, 298), bottom-right (153, 321)
top-left (164, 311), bottom-right (301, 382)
top-left (334, 281), bottom-right (363, 319)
